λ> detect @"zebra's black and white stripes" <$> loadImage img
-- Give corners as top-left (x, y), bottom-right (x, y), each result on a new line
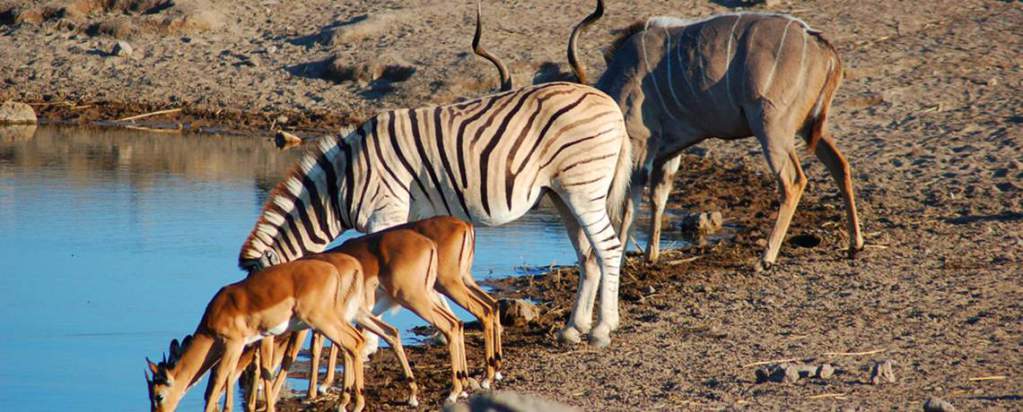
top-left (239, 81), bottom-right (632, 346)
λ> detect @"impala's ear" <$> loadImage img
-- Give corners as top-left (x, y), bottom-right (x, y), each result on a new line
top-left (145, 368), bottom-right (152, 383)
top-left (169, 339), bottom-right (181, 358)
top-left (146, 357), bottom-right (159, 375)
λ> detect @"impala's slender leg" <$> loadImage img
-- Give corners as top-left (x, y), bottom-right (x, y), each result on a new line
top-left (440, 278), bottom-right (501, 387)
top-left (271, 330), bottom-right (307, 401)
top-left (355, 311), bottom-right (420, 406)
top-left (205, 341), bottom-right (243, 412)
top-left (646, 155), bottom-right (682, 262)
top-left (320, 338), bottom-right (339, 393)
top-left (245, 347), bottom-right (259, 412)
top-left (316, 322), bottom-right (366, 412)
top-left (813, 134), bottom-right (864, 256)
top-left (258, 337), bottom-right (276, 412)
top-left (757, 123), bottom-right (808, 268)
top-left (307, 332), bottom-right (323, 400)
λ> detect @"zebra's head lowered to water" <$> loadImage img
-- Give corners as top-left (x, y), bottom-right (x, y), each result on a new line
top-left (238, 128), bottom-right (360, 272)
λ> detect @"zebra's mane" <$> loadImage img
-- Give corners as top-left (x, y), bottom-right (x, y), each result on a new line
top-left (237, 126), bottom-right (356, 267)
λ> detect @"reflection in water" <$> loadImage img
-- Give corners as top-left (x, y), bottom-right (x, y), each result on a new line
top-left (0, 126), bottom-right (680, 411)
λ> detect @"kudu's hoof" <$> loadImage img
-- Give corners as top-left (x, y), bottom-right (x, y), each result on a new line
top-left (754, 260), bottom-right (774, 273)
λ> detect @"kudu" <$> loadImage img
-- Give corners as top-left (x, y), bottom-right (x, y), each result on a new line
top-left (567, 0), bottom-right (863, 268)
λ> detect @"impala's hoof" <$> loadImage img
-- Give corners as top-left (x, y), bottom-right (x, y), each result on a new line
top-left (481, 378), bottom-right (492, 390)
top-left (589, 324), bottom-right (612, 348)
top-left (444, 393), bottom-right (459, 405)
top-left (317, 384), bottom-right (331, 394)
top-left (556, 326), bottom-right (584, 344)
top-left (754, 260), bottom-right (774, 273)
top-left (848, 245), bottom-right (863, 259)
top-left (407, 397), bottom-right (419, 408)
top-left (494, 371), bottom-right (504, 381)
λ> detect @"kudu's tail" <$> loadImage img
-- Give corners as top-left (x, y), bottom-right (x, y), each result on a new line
top-left (567, 0), bottom-right (605, 84)
top-left (806, 35), bottom-right (844, 153)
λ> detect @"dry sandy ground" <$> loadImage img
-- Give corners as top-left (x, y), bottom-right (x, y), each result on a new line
top-left (3, 0), bottom-right (1021, 410)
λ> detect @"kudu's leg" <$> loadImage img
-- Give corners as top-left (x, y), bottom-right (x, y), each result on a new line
top-left (814, 135), bottom-right (864, 256)
top-left (758, 127), bottom-right (808, 269)
top-left (549, 195), bottom-right (601, 345)
top-left (646, 155), bottom-right (682, 262)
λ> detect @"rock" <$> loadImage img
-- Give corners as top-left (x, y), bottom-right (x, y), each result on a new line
top-left (112, 40), bottom-right (133, 57)
top-left (923, 397), bottom-right (956, 412)
top-left (678, 211), bottom-right (723, 235)
top-left (870, 359), bottom-right (896, 385)
top-left (275, 115), bottom-right (289, 125)
top-left (756, 362), bottom-right (833, 384)
top-left (322, 13), bottom-right (395, 46)
top-left (0, 101), bottom-right (37, 125)
top-left (273, 131), bottom-right (302, 149)
top-left (444, 390), bottom-right (582, 412)
top-left (816, 363), bottom-right (835, 379)
top-left (498, 299), bottom-right (538, 327)
top-left (325, 54), bottom-right (416, 86)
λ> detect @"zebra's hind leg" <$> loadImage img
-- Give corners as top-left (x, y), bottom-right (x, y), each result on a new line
top-left (549, 195), bottom-right (601, 345)
top-left (551, 191), bottom-right (624, 348)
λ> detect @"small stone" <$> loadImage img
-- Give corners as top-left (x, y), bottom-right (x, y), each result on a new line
top-left (870, 359), bottom-right (896, 385)
top-left (498, 299), bottom-right (539, 327)
top-left (923, 397), bottom-right (956, 412)
top-left (275, 115), bottom-right (289, 125)
top-left (817, 364), bottom-right (835, 379)
top-left (0, 101), bottom-right (37, 125)
top-left (645, 285), bottom-right (656, 294)
top-left (112, 40), bottom-right (133, 57)
top-left (987, 77), bottom-right (998, 87)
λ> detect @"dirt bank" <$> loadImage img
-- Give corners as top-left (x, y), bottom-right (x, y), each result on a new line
top-left (4, 0), bottom-right (1019, 410)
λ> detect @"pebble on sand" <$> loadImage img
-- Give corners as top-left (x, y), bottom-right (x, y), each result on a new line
top-left (923, 397), bottom-right (956, 412)
top-left (112, 40), bottom-right (133, 57)
top-left (498, 299), bottom-right (538, 327)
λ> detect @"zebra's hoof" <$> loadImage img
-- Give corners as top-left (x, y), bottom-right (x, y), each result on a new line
top-left (556, 326), bottom-right (584, 344)
top-left (589, 324), bottom-right (612, 348)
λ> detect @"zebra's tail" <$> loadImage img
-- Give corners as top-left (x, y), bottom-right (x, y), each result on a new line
top-left (606, 121), bottom-right (633, 231)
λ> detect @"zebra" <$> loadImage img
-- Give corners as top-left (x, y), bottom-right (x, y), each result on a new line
top-left (567, 1), bottom-right (864, 269)
top-left (237, 81), bottom-right (633, 347)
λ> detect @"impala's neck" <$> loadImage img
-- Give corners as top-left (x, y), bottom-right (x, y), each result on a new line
top-left (169, 333), bottom-right (220, 394)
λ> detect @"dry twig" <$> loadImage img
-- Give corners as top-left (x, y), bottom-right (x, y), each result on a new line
top-left (824, 348), bottom-right (886, 357)
top-left (116, 108), bottom-right (182, 122)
